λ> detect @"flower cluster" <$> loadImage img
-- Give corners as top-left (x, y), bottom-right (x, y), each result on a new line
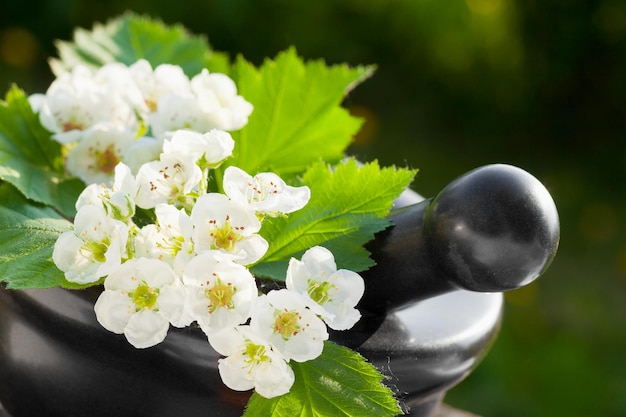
top-left (29, 59), bottom-right (253, 184)
top-left (46, 61), bottom-right (366, 399)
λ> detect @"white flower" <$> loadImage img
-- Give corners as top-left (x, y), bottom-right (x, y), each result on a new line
top-left (76, 163), bottom-right (138, 222)
top-left (190, 193), bottom-right (268, 265)
top-left (135, 152), bottom-right (202, 209)
top-left (148, 92), bottom-right (208, 140)
top-left (31, 64), bottom-right (137, 144)
top-left (52, 205), bottom-right (128, 284)
top-left (94, 62), bottom-right (146, 116)
top-left (183, 251), bottom-right (257, 334)
top-left (94, 258), bottom-right (191, 348)
top-left (134, 204), bottom-right (194, 273)
top-left (223, 166), bottom-right (310, 217)
top-left (250, 289), bottom-right (328, 362)
top-left (285, 246), bottom-right (364, 331)
top-left (65, 123), bottom-right (135, 185)
top-left (128, 60), bottom-right (192, 115)
top-left (211, 326), bottom-right (294, 399)
top-left (163, 129), bottom-right (234, 169)
top-left (190, 69), bottom-right (253, 131)
top-left (123, 136), bottom-right (164, 174)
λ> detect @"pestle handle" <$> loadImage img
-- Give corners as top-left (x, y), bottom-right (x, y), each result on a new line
top-left (359, 164), bottom-right (560, 313)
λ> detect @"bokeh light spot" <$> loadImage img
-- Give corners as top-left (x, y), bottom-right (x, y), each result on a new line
top-left (593, 0), bottom-right (626, 41)
top-left (465, 0), bottom-right (503, 16)
top-left (0, 27), bottom-right (40, 68)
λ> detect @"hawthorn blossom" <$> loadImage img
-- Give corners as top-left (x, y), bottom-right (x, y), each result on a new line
top-left (190, 193), bottom-right (268, 265)
top-left (52, 205), bottom-right (128, 284)
top-left (210, 326), bottom-right (294, 398)
top-left (134, 204), bottom-right (194, 273)
top-left (251, 289), bottom-right (328, 362)
top-left (148, 92), bottom-right (208, 140)
top-left (94, 258), bottom-right (191, 348)
top-left (183, 251), bottom-right (257, 334)
top-left (123, 136), bottom-right (164, 174)
top-left (190, 69), bottom-right (253, 131)
top-left (223, 166), bottom-right (310, 217)
top-left (135, 152), bottom-right (202, 209)
top-left (285, 246), bottom-right (364, 331)
top-left (128, 60), bottom-right (192, 115)
top-left (29, 64), bottom-right (137, 144)
top-left (75, 163), bottom-right (138, 222)
top-left (94, 62), bottom-right (147, 116)
top-left (163, 129), bottom-right (234, 169)
top-left (65, 123), bottom-right (136, 185)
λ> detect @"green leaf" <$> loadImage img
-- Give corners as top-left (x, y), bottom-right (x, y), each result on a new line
top-left (52, 12), bottom-right (230, 76)
top-left (243, 341), bottom-right (402, 417)
top-left (252, 159), bottom-right (416, 279)
top-left (225, 48), bottom-right (374, 178)
top-left (0, 85), bottom-right (84, 218)
top-left (0, 184), bottom-right (83, 290)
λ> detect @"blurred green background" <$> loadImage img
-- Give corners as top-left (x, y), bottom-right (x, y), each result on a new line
top-left (1, 0), bottom-right (625, 416)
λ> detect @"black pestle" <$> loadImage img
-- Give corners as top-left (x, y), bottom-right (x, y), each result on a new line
top-left (359, 164), bottom-right (560, 314)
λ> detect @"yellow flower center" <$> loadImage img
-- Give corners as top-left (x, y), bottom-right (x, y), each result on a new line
top-left (62, 120), bottom-right (85, 132)
top-left (273, 310), bottom-right (301, 339)
top-left (205, 278), bottom-right (236, 313)
top-left (82, 239), bottom-right (109, 263)
top-left (129, 281), bottom-right (160, 312)
top-left (209, 219), bottom-right (243, 251)
top-left (93, 144), bottom-right (120, 174)
top-left (245, 342), bottom-right (269, 364)
top-left (307, 280), bottom-right (336, 305)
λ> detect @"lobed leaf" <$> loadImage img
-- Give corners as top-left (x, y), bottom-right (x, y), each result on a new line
top-left (0, 184), bottom-right (83, 289)
top-left (243, 341), bottom-right (402, 417)
top-left (52, 12), bottom-right (230, 76)
top-left (225, 48), bottom-right (374, 179)
top-left (0, 86), bottom-right (84, 218)
top-left (252, 159), bottom-right (416, 279)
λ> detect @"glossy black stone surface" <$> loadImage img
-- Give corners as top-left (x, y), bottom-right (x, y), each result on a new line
top-left (0, 164), bottom-right (559, 417)
top-left (0, 285), bottom-right (502, 417)
top-left (360, 164), bottom-right (560, 313)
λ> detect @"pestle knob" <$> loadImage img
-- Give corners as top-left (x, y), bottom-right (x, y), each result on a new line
top-left (359, 164), bottom-right (560, 313)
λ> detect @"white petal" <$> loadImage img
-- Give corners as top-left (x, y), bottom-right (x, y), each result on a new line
top-left (183, 251), bottom-right (257, 332)
top-left (324, 305), bottom-right (361, 331)
top-left (124, 310), bottom-right (170, 348)
top-left (123, 136), bottom-right (163, 174)
top-left (158, 282), bottom-right (192, 328)
top-left (301, 246), bottom-right (337, 275)
top-left (223, 167), bottom-right (310, 216)
top-left (52, 232), bottom-right (89, 274)
top-left (113, 163), bottom-right (138, 197)
top-left (66, 123), bottom-right (135, 185)
top-left (94, 290), bottom-right (134, 334)
top-left (251, 290), bottom-right (328, 362)
top-left (230, 235), bottom-right (269, 265)
top-left (190, 193), bottom-right (266, 263)
top-left (332, 269), bottom-right (365, 307)
top-left (218, 355), bottom-right (256, 392)
top-left (215, 326), bottom-right (294, 398)
top-left (150, 93), bottom-right (207, 139)
top-left (135, 154), bottom-right (201, 209)
top-left (252, 352), bottom-right (294, 399)
top-left (207, 326), bottom-right (243, 357)
top-left (75, 183), bottom-right (105, 211)
top-left (104, 258), bottom-right (175, 292)
top-left (163, 129), bottom-right (234, 166)
top-left (286, 246), bottom-right (365, 331)
top-left (134, 225), bottom-right (166, 260)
